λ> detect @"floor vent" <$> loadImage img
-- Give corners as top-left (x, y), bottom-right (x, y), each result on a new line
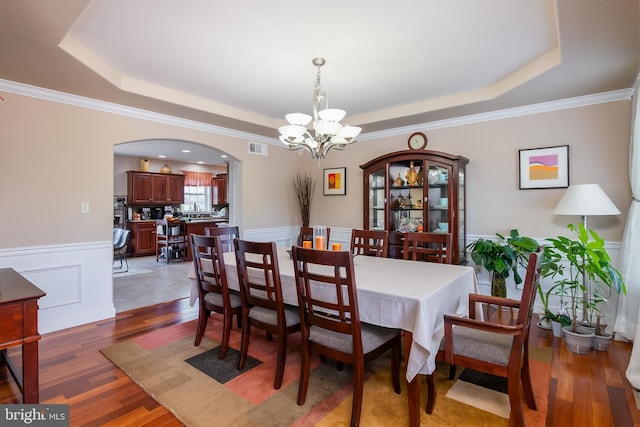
top-left (248, 141), bottom-right (268, 156)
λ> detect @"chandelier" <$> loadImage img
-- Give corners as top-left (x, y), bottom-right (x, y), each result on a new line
top-left (278, 58), bottom-right (361, 160)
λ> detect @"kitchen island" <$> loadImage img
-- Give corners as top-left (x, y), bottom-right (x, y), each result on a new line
top-left (183, 218), bottom-right (229, 260)
top-left (127, 218), bottom-right (228, 258)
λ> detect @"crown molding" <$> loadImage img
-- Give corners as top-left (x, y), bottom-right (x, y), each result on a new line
top-left (1, 79), bottom-right (633, 144)
top-left (362, 88), bottom-right (634, 141)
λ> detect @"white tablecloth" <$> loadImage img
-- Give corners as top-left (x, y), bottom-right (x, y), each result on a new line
top-left (188, 247), bottom-right (478, 382)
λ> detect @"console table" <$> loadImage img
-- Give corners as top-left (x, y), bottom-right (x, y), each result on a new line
top-left (0, 268), bottom-right (46, 403)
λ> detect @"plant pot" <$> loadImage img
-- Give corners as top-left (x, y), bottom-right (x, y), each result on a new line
top-left (537, 317), bottom-right (552, 330)
top-left (563, 326), bottom-right (595, 354)
top-left (491, 271), bottom-right (506, 298)
top-left (592, 333), bottom-right (613, 351)
top-left (551, 320), bottom-right (564, 338)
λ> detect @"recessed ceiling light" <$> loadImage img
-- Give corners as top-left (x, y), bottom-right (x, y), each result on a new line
top-left (158, 155), bottom-right (166, 158)
top-left (182, 149), bottom-right (191, 153)
top-left (197, 161), bottom-right (204, 164)
top-left (221, 155), bottom-right (228, 158)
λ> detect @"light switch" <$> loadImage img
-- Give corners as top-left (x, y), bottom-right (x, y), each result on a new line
top-left (80, 201), bottom-right (90, 213)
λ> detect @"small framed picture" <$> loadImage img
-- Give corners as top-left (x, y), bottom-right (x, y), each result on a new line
top-left (519, 145), bottom-right (569, 189)
top-left (323, 167), bottom-right (346, 196)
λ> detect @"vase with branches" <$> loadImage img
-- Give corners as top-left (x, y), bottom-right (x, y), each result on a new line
top-left (293, 172), bottom-right (315, 227)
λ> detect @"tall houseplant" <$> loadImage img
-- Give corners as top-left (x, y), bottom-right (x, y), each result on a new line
top-left (543, 223), bottom-right (625, 336)
top-left (292, 172), bottom-right (315, 227)
top-left (467, 229), bottom-right (540, 297)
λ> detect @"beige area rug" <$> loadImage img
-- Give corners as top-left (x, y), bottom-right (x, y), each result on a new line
top-left (100, 318), bottom-right (551, 426)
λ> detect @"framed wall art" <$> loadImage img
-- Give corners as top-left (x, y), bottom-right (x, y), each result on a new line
top-left (519, 145), bottom-right (569, 189)
top-left (323, 167), bottom-right (346, 196)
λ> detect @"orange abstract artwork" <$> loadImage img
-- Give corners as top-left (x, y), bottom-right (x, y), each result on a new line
top-left (328, 173), bottom-right (341, 189)
top-left (528, 154), bottom-right (558, 180)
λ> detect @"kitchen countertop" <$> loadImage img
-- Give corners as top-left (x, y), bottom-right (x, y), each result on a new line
top-left (127, 218), bottom-right (229, 223)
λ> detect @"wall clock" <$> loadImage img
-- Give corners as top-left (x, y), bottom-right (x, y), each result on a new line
top-left (407, 132), bottom-right (428, 150)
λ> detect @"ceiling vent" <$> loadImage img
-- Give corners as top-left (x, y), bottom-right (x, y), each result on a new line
top-left (248, 141), bottom-right (268, 156)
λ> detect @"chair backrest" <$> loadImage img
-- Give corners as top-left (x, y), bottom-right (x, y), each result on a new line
top-left (403, 232), bottom-right (453, 264)
top-left (296, 226), bottom-right (331, 247)
top-left (350, 229), bottom-right (389, 257)
top-left (292, 246), bottom-right (362, 349)
top-left (205, 225), bottom-right (240, 252)
top-left (190, 234), bottom-right (231, 302)
top-left (113, 228), bottom-right (124, 247)
top-left (234, 239), bottom-right (285, 314)
top-left (516, 248), bottom-right (544, 330)
top-left (114, 228), bottom-right (130, 251)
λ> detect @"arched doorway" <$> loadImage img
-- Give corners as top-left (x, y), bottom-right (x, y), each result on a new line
top-left (112, 139), bottom-right (239, 312)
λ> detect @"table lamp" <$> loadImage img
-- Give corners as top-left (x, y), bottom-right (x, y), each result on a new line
top-left (553, 183), bottom-right (620, 229)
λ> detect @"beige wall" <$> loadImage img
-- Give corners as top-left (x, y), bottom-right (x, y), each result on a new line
top-left (0, 90), bottom-right (631, 250)
top-left (305, 101), bottom-right (631, 241)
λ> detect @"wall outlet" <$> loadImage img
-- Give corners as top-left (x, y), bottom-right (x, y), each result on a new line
top-left (80, 201), bottom-right (90, 213)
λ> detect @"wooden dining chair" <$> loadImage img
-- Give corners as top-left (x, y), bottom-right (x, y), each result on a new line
top-left (292, 246), bottom-right (401, 427)
top-left (350, 228), bottom-right (389, 257)
top-left (234, 239), bottom-right (301, 389)
top-left (426, 248), bottom-right (544, 425)
top-left (296, 226), bottom-right (331, 247)
top-left (205, 225), bottom-right (240, 253)
top-left (403, 232), bottom-right (453, 264)
top-left (190, 234), bottom-right (242, 359)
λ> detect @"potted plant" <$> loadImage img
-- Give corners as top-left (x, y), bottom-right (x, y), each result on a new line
top-left (543, 223), bottom-right (625, 353)
top-left (538, 280), bottom-right (571, 337)
top-left (467, 229), bottom-right (540, 297)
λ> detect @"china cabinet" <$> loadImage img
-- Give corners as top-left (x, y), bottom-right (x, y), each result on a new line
top-left (360, 150), bottom-right (469, 264)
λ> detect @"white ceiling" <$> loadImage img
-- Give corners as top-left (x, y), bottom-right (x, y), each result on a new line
top-left (1, 0), bottom-right (638, 165)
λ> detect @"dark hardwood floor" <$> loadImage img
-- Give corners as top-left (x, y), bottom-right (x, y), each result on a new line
top-left (1, 298), bottom-right (639, 426)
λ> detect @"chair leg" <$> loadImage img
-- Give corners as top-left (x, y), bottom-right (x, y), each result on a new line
top-left (391, 340), bottom-right (401, 394)
top-left (219, 310), bottom-right (233, 360)
top-left (507, 371), bottom-right (525, 427)
top-left (521, 350), bottom-right (537, 410)
top-left (194, 307), bottom-right (210, 346)
top-left (274, 332), bottom-right (287, 389)
top-left (351, 362), bottom-right (365, 427)
top-left (297, 343), bottom-right (311, 405)
top-left (237, 316), bottom-right (251, 370)
top-left (448, 364), bottom-right (457, 380)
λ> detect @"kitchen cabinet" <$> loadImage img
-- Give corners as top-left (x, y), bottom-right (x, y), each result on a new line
top-left (213, 173), bottom-right (227, 205)
top-left (127, 171), bottom-right (184, 205)
top-left (151, 173), bottom-right (184, 204)
top-left (128, 221), bottom-right (157, 256)
top-left (128, 172), bottom-right (153, 204)
top-left (360, 150), bottom-right (469, 264)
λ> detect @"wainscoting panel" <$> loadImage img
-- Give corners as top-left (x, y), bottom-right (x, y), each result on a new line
top-left (0, 241), bottom-right (116, 334)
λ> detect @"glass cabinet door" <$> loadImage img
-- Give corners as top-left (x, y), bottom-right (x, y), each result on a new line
top-left (426, 163), bottom-right (452, 233)
top-left (457, 166), bottom-right (466, 263)
top-left (367, 167), bottom-right (386, 230)
top-left (389, 159), bottom-right (424, 232)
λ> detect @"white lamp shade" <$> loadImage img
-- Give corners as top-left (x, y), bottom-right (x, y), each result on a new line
top-left (278, 124), bottom-right (306, 138)
top-left (332, 125), bottom-right (362, 144)
top-left (553, 184), bottom-right (621, 216)
top-left (318, 108), bottom-right (346, 122)
top-left (314, 120), bottom-right (342, 136)
top-left (285, 113), bottom-right (312, 126)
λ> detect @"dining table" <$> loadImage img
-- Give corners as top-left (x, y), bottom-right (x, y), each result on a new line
top-left (188, 246), bottom-right (478, 426)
